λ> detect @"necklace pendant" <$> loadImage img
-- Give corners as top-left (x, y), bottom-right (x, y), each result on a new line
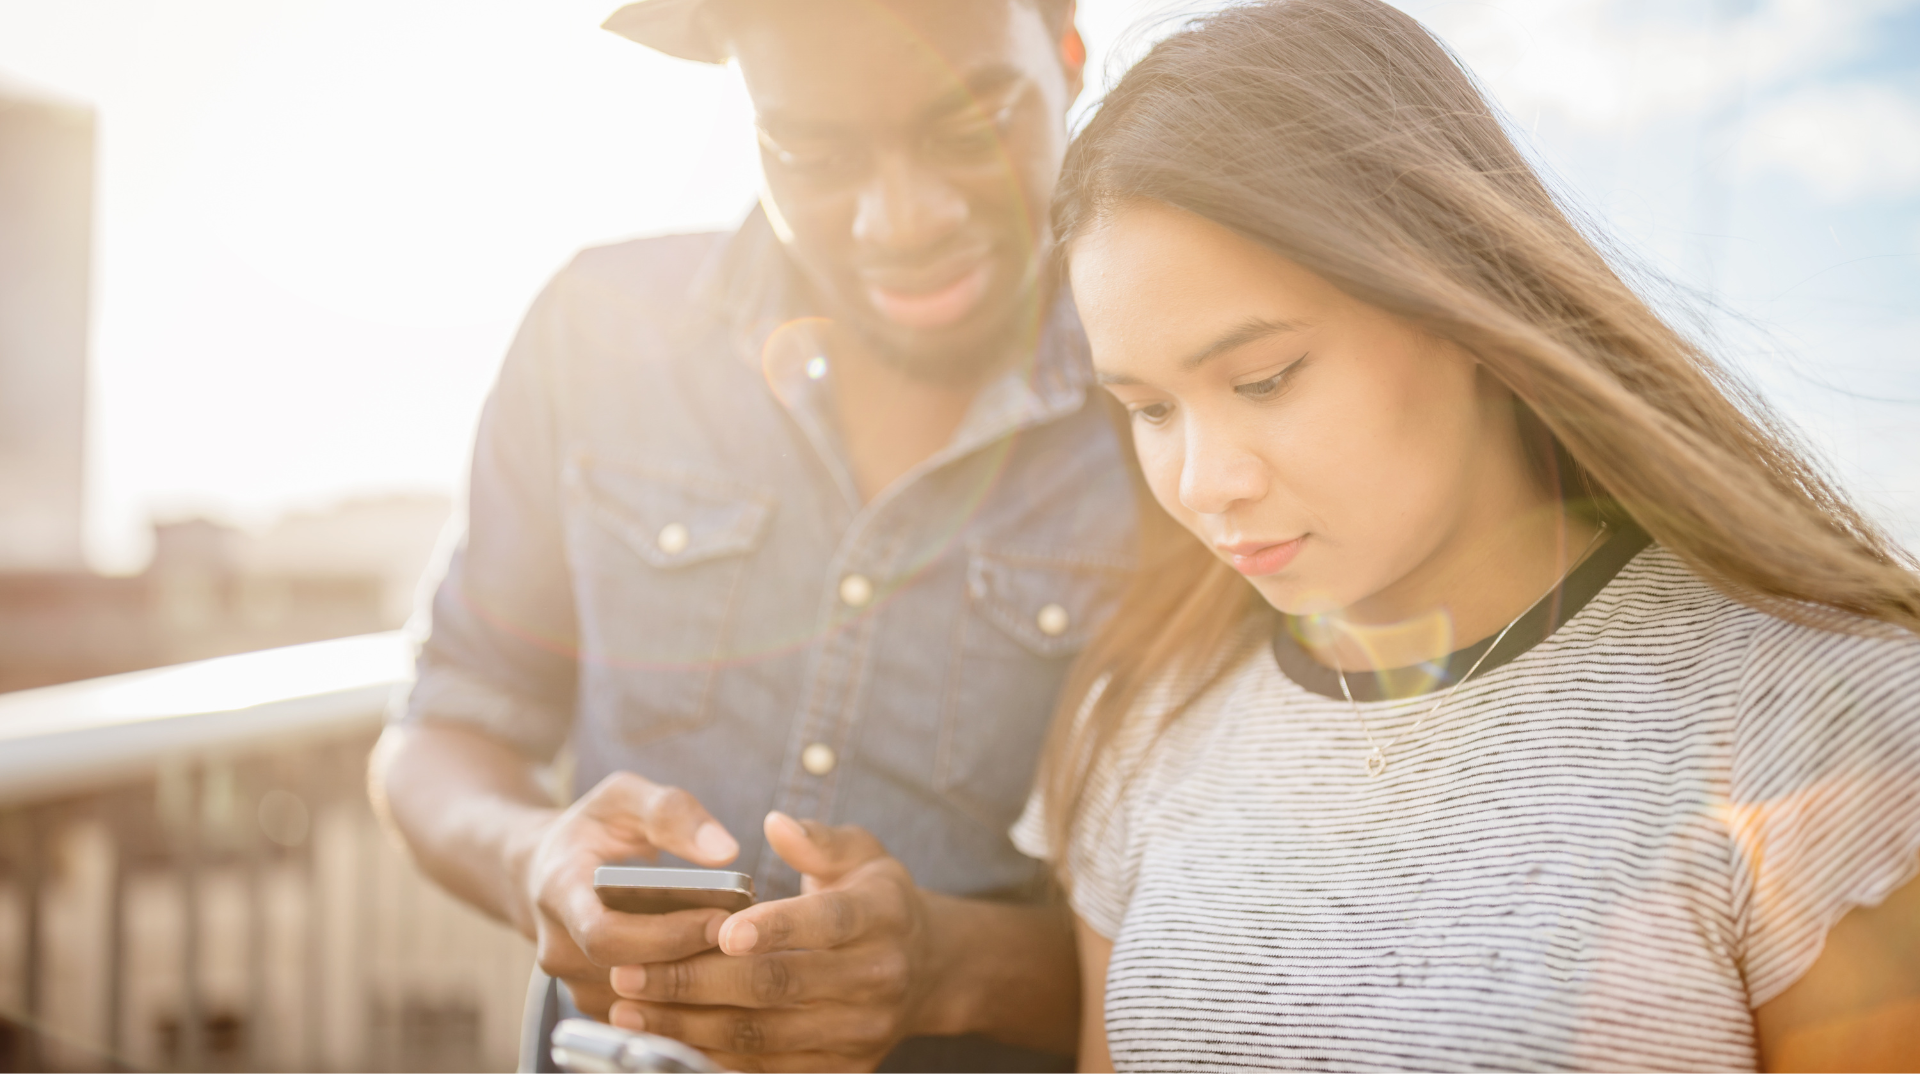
top-left (1364, 748), bottom-right (1387, 778)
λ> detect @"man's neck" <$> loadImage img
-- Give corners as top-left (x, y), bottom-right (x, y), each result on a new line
top-left (828, 331), bottom-right (992, 503)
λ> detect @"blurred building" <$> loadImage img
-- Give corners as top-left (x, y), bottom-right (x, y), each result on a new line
top-left (0, 77), bottom-right (457, 697)
top-left (0, 495), bottom-right (451, 694)
top-left (232, 495), bottom-right (452, 625)
top-left (0, 75), bottom-right (509, 1074)
top-left (0, 79), bottom-right (91, 573)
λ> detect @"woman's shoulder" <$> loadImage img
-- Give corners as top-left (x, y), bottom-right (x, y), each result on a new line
top-left (1589, 541), bottom-right (1761, 632)
top-left (1547, 541), bottom-right (1920, 755)
top-left (1602, 543), bottom-right (1920, 766)
top-left (1732, 595), bottom-right (1920, 759)
top-left (1580, 541), bottom-right (1914, 663)
top-left (1118, 640), bottom-right (1274, 739)
top-left (1082, 643), bottom-right (1276, 822)
top-left (1608, 541), bottom-right (1920, 666)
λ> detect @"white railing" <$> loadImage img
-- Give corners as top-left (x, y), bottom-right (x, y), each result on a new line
top-left (0, 634), bottom-right (534, 1072)
top-left (0, 633), bottom-right (408, 805)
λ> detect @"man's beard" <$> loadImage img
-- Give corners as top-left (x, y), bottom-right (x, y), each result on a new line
top-left (827, 275), bottom-right (1049, 389)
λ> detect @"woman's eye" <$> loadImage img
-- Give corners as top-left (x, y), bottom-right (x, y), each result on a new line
top-left (1234, 358), bottom-right (1304, 401)
top-left (1236, 374), bottom-right (1284, 399)
top-left (1132, 402), bottom-right (1173, 425)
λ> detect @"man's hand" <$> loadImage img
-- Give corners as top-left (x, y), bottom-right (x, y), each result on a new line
top-left (607, 812), bottom-right (946, 1072)
top-left (519, 771), bottom-right (745, 1018)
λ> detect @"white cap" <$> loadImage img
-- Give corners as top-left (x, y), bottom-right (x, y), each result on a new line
top-left (601, 0), bottom-right (729, 64)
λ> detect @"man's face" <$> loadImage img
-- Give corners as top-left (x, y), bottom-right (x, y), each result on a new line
top-left (720, 0), bottom-right (1083, 380)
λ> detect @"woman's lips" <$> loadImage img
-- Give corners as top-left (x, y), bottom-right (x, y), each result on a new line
top-left (863, 262), bottom-right (991, 330)
top-left (1220, 536), bottom-right (1306, 576)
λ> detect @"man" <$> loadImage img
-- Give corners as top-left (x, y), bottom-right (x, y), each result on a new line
top-left (371, 0), bottom-right (1134, 1070)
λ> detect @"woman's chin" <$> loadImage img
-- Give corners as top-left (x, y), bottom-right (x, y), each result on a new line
top-left (1248, 575), bottom-right (1341, 617)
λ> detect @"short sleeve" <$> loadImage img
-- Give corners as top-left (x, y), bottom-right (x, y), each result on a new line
top-left (399, 271), bottom-right (583, 763)
top-left (1012, 674), bottom-right (1153, 938)
top-left (1730, 616), bottom-right (1920, 1005)
top-left (1007, 781), bottom-right (1055, 863)
top-left (1012, 663), bottom-right (1248, 940)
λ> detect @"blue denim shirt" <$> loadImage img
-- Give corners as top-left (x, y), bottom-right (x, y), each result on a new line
top-left (405, 211), bottom-right (1135, 903)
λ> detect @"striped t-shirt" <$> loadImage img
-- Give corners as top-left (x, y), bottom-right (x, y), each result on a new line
top-left (1013, 535), bottom-right (1920, 1071)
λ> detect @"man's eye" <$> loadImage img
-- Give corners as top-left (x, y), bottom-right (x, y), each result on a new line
top-left (1131, 402), bottom-right (1173, 425)
top-left (922, 104), bottom-right (1015, 164)
top-left (760, 133), bottom-right (865, 177)
top-left (925, 122), bottom-right (1000, 161)
top-left (782, 148), bottom-right (864, 175)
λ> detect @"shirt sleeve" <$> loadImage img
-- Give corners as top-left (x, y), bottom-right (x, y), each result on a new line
top-left (1730, 615), bottom-right (1920, 1005)
top-left (397, 271), bottom-right (583, 763)
top-left (1011, 673), bottom-right (1161, 940)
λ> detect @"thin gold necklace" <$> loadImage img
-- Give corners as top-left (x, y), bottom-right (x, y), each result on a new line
top-left (1335, 524), bottom-right (1607, 779)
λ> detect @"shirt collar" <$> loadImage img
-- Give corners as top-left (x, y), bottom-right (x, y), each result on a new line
top-left (947, 290), bottom-right (1091, 454)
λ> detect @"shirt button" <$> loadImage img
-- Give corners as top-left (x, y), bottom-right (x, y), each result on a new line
top-left (1036, 603), bottom-right (1070, 637)
top-left (800, 742), bottom-right (837, 776)
top-left (838, 573), bottom-right (873, 608)
top-left (656, 523), bottom-right (690, 556)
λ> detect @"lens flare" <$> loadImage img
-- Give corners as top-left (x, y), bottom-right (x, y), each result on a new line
top-left (1288, 608), bottom-right (1457, 699)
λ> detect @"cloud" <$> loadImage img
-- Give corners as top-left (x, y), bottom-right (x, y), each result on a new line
top-left (1411, 0), bottom-right (1918, 132)
top-left (1739, 83), bottom-right (1920, 201)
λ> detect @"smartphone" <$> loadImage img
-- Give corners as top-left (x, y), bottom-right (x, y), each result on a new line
top-left (593, 865), bottom-right (755, 915)
top-left (551, 1017), bottom-right (721, 1073)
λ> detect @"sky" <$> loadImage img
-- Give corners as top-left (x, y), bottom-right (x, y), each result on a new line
top-left (0, 0), bottom-right (1914, 573)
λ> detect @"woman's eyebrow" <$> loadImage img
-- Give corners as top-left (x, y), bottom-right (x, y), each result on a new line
top-left (1095, 317), bottom-right (1308, 385)
top-left (1181, 317), bottom-right (1308, 370)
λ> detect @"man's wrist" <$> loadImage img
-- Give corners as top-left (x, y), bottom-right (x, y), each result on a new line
top-left (911, 890), bottom-right (988, 1038)
top-left (497, 801), bottom-right (562, 937)
top-left (905, 893), bottom-right (1082, 1053)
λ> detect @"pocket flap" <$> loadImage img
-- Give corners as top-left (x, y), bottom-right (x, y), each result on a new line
top-left (568, 460), bottom-right (773, 570)
top-left (966, 545), bottom-right (1130, 658)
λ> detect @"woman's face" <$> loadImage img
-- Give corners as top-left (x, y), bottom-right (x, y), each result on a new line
top-left (1071, 200), bottom-right (1524, 619)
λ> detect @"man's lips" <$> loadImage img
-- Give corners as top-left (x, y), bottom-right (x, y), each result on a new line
top-left (862, 262), bottom-right (991, 330)
top-left (1217, 536), bottom-right (1306, 576)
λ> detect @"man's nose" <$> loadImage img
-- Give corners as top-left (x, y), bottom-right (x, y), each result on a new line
top-left (852, 150), bottom-right (968, 255)
top-left (1178, 419), bottom-right (1267, 517)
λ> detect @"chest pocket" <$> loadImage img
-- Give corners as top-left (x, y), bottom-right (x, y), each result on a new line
top-left (563, 459), bottom-right (773, 746)
top-left (938, 544), bottom-right (1129, 831)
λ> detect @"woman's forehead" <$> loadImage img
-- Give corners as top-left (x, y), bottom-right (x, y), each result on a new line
top-left (1072, 204), bottom-right (1338, 365)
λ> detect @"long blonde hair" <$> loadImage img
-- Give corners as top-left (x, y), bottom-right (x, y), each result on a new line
top-left (1039, 0), bottom-right (1920, 876)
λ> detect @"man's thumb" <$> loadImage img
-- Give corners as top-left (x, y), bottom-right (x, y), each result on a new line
top-left (763, 811), bottom-right (884, 883)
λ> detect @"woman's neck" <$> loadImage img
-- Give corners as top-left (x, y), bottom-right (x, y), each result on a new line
top-left (1299, 504), bottom-right (1604, 675)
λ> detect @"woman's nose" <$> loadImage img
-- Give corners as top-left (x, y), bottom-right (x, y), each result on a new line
top-left (1178, 419), bottom-right (1267, 517)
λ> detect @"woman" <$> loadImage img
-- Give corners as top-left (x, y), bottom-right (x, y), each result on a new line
top-left (1011, 2), bottom-right (1920, 1070)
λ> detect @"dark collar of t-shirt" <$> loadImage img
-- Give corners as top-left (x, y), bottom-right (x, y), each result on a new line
top-left (1271, 523), bottom-right (1654, 702)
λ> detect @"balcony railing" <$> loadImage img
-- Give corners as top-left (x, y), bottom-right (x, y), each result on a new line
top-left (0, 633), bottom-right (534, 1072)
